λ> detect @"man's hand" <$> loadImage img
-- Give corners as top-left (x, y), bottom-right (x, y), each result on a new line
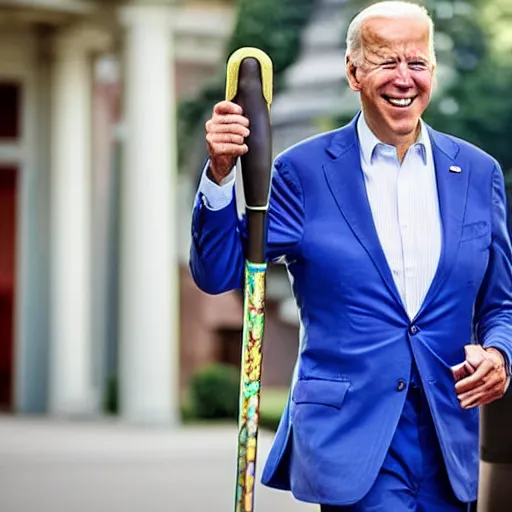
top-left (452, 345), bottom-right (508, 409)
top-left (205, 101), bottom-right (250, 184)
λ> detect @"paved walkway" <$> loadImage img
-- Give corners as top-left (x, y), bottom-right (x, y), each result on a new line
top-left (0, 416), bottom-right (318, 512)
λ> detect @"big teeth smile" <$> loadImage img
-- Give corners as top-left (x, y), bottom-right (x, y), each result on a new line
top-left (387, 97), bottom-right (413, 107)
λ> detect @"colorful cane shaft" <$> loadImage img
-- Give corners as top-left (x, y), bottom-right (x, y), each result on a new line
top-left (235, 261), bottom-right (267, 512)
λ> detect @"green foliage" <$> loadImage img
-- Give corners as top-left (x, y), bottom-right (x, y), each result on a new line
top-left (259, 387), bottom-right (289, 431)
top-left (226, 0), bottom-right (316, 83)
top-left (339, 1), bottom-right (512, 178)
top-left (421, 1), bottom-right (512, 178)
top-left (103, 376), bottom-right (118, 415)
top-left (177, 0), bottom-right (316, 167)
top-left (425, 60), bottom-right (512, 174)
top-left (189, 363), bottom-right (240, 420)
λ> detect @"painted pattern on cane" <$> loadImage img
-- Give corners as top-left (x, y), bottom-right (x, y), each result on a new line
top-left (235, 261), bottom-right (267, 512)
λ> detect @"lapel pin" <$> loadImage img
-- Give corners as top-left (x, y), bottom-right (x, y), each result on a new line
top-left (449, 165), bottom-right (462, 173)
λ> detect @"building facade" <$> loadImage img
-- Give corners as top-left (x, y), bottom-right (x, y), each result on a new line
top-left (0, 0), bottom-right (301, 423)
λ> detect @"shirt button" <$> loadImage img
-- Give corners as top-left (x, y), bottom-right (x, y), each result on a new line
top-left (409, 325), bottom-right (419, 335)
top-left (397, 379), bottom-right (407, 392)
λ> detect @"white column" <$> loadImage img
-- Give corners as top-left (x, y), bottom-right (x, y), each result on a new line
top-left (49, 30), bottom-right (96, 415)
top-left (119, 6), bottom-right (179, 425)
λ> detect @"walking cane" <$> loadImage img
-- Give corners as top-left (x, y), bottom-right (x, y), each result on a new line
top-left (225, 47), bottom-right (273, 512)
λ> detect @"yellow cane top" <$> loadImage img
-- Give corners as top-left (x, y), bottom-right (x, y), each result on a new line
top-left (225, 47), bottom-right (273, 108)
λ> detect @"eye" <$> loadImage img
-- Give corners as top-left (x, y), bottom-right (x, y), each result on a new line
top-left (409, 61), bottom-right (427, 70)
top-left (381, 61), bottom-right (397, 69)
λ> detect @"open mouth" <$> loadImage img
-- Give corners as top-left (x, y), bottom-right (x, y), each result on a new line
top-left (383, 95), bottom-right (416, 108)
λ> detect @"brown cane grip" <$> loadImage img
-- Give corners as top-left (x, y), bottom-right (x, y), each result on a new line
top-left (235, 57), bottom-right (272, 211)
top-left (225, 49), bottom-right (273, 263)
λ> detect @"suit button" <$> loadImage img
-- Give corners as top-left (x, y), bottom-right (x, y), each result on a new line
top-left (397, 379), bottom-right (407, 392)
top-left (409, 325), bottom-right (419, 335)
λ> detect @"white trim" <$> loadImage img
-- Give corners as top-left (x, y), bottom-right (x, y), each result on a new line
top-left (172, 5), bottom-right (235, 65)
top-left (0, 0), bottom-right (93, 14)
top-left (0, 143), bottom-right (23, 164)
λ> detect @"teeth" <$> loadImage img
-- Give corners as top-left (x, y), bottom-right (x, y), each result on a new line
top-left (388, 97), bottom-right (413, 107)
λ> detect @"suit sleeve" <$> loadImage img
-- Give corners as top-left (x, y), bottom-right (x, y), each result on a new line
top-left (189, 159), bottom-right (304, 295)
top-left (475, 163), bottom-right (512, 374)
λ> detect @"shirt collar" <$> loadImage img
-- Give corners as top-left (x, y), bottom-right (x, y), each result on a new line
top-left (356, 112), bottom-right (429, 166)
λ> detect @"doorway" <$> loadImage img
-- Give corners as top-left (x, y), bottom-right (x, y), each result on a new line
top-left (0, 82), bottom-right (21, 410)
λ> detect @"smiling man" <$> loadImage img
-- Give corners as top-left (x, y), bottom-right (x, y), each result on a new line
top-left (346, 10), bottom-right (434, 162)
top-left (189, 1), bottom-right (512, 511)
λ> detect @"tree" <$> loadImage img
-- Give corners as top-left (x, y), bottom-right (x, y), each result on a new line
top-left (177, 0), bottom-right (316, 170)
top-left (422, 0), bottom-right (512, 179)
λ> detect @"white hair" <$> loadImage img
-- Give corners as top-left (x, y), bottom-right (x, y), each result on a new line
top-left (345, 1), bottom-right (436, 68)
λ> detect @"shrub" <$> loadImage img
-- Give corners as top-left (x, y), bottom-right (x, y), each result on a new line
top-left (190, 363), bottom-right (241, 420)
top-left (259, 387), bottom-right (289, 431)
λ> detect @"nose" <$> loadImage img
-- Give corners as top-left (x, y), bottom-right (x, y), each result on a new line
top-left (393, 62), bottom-right (414, 88)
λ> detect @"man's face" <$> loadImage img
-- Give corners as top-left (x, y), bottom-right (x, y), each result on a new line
top-left (346, 16), bottom-right (434, 143)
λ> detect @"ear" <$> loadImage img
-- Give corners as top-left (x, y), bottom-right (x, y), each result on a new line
top-left (346, 55), bottom-right (361, 92)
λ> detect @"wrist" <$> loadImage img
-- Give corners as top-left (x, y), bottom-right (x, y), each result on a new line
top-left (206, 165), bottom-right (222, 185)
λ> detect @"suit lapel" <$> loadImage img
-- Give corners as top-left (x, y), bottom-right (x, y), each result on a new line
top-left (323, 119), bottom-right (406, 311)
top-left (322, 119), bottom-right (470, 319)
top-left (415, 128), bottom-right (469, 318)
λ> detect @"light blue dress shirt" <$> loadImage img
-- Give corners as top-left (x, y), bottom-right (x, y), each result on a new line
top-left (199, 114), bottom-right (442, 319)
top-left (356, 114), bottom-right (441, 319)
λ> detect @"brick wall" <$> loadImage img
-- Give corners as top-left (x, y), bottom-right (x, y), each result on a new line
top-left (179, 265), bottom-right (299, 390)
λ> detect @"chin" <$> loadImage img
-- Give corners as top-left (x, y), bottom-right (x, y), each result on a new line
top-left (388, 117), bottom-right (420, 136)
top-left (393, 123), bottom-right (418, 135)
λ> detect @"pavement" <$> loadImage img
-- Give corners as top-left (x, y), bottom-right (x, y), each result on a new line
top-left (0, 415), bottom-right (318, 512)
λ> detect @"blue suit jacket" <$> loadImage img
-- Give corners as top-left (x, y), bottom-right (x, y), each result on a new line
top-left (189, 115), bottom-right (512, 506)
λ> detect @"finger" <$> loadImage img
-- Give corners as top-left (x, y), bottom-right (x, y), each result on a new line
top-left (455, 358), bottom-right (494, 394)
top-left (478, 383), bottom-right (506, 407)
top-left (464, 345), bottom-right (486, 369)
top-left (213, 100), bottom-right (244, 116)
top-left (212, 114), bottom-right (250, 127)
top-left (208, 143), bottom-right (249, 157)
top-left (461, 382), bottom-right (505, 408)
top-left (458, 372), bottom-right (499, 402)
top-left (460, 380), bottom-right (501, 408)
top-left (206, 121), bottom-right (250, 137)
top-left (451, 361), bottom-right (474, 382)
top-left (206, 132), bottom-right (246, 146)
top-left (460, 390), bottom-right (485, 409)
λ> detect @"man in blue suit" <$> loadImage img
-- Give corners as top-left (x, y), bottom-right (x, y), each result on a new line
top-left (189, 1), bottom-right (512, 510)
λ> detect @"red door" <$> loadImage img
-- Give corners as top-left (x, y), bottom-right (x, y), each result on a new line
top-left (0, 82), bottom-right (21, 410)
top-left (0, 167), bottom-right (17, 410)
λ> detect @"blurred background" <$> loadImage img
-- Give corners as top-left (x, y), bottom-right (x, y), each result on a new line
top-left (0, 0), bottom-right (510, 510)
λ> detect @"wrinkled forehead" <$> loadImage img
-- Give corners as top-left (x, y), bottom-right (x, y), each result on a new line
top-left (361, 16), bottom-right (431, 59)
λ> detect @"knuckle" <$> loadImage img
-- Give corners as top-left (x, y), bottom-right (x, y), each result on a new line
top-left (207, 135), bottom-right (220, 148)
top-left (211, 144), bottom-right (222, 156)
